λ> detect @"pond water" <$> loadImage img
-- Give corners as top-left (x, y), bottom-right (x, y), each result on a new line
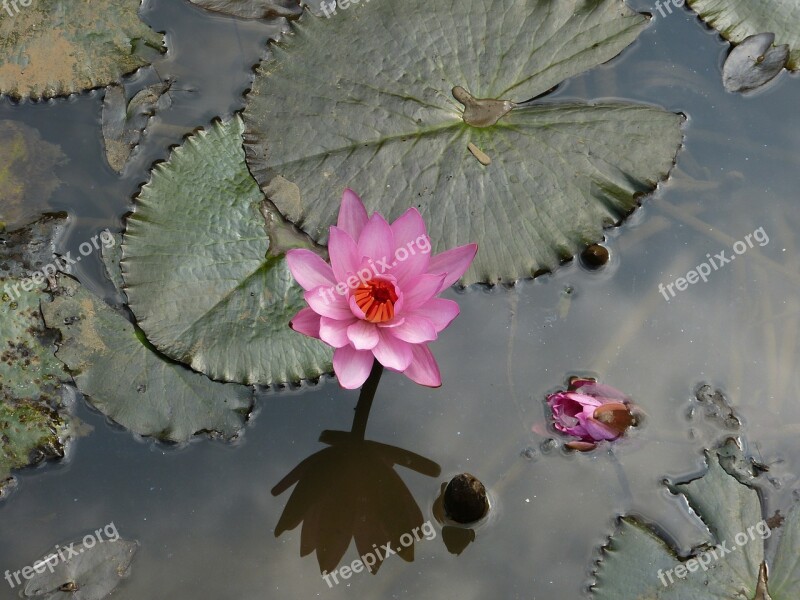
top-left (1, 0), bottom-right (799, 598)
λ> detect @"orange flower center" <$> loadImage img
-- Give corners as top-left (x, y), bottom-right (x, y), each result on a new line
top-left (354, 279), bottom-right (398, 323)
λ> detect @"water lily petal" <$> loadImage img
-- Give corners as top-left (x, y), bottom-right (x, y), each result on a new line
top-left (290, 307), bottom-right (321, 339)
top-left (372, 330), bottom-right (413, 371)
top-left (561, 392), bottom-right (604, 409)
top-left (347, 320), bottom-right (379, 350)
top-left (387, 315), bottom-right (437, 343)
top-left (320, 316), bottom-right (354, 348)
top-left (286, 249), bottom-right (336, 291)
top-left (357, 213), bottom-right (394, 266)
top-left (376, 316), bottom-right (405, 329)
top-left (337, 188), bottom-right (369, 240)
top-left (572, 380), bottom-right (631, 403)
top-left (402, 343), bottom-right (441, 387)
top-left (427, 243), bottom-right (478, 289)
top-left (400, 273), bottom-right (446, 312)
top-left (348, 294), bottom-right (367, 320)
top-left (328, 226), bottom-right (360, 284)
top-left (333, 346), bottom-right (374, 389)
top-left (305, 286), bottom-right (352, 320)
top-left (407, 298), bottom-right (460, 332)
top-left (389, 208), bottom-right (430, 285)
top-left (583, 417), bottom-right (620, 441)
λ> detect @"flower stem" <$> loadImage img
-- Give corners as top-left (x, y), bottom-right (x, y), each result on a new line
top-left (352, 360), bottom-right (384, 439)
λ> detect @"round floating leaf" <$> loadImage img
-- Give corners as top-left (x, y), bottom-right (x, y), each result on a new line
top-left (122, 117), bottom-right (332, 385)
top-left (722, 33), bottom-right (789, 93)
top-left (23, 538), bottom-right (138, 599)
top-left (243, 0), bottom-right (684, 284)
top-left (188, 0), bottom-right (302, 19)
top-left (592, 448), bottom-right (767, 599)
top-left (41, 276), bottom-right (255, 443)
top-left (687, 0), bottom-right (800, 70)
top-left (0, 216), bottom-right (73, 495)
top-left (0, 0), bottom-right (164, 99)
top-left (0, 121), bottom-right (66, 231)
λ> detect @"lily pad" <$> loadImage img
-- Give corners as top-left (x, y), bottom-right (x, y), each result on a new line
top-left (242, 0), bottom-right (685, 284)
top-left (22, 538), bottom-right (138, 599)
top-left (592, 444), bottom-right (800, 599)
top-left (121, 117), bottom-right (332, 385)
top-left (0, 0), bottom-right (164, 99)
top-left (0, 216), bottom-right (71, 495)
top-left (723, 33), bottom-right (789, 92)
top-left (0, 121), bottom-right (66, 231)
top-left (687, 0), bottom-right (800, 70)
top-left (188, 0), bottom-right (303, 19)
top-left (102, 81), bottom-right (172, 174)
top-left (41, 275), bottom-right (255, 442)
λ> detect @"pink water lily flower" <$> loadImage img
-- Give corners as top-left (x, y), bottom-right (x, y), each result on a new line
top-left (287, 189), bottom-right (477, 389)
top-left (546, 378), bottom-right (635, 451)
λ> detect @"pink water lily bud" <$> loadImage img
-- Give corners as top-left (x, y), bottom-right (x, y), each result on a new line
top-left (546, 378), bottom-right (635, 449)
top-left (287, 189), bottom-right (477, 389)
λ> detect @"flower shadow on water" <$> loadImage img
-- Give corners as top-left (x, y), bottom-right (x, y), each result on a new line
top-left (271, 363), bottom-right (441, 574)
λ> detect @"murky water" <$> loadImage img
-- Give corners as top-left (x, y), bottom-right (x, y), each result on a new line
top-left (1, 0), bottom-right (799, 598)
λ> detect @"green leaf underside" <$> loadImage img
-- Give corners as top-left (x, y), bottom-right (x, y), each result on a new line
top-left (41, 276), bottom-right (255, 443)
top-left (122, 117), bottom-right (332, 385)
top-left (593, 450), bottom-right (772, 599)
top-left (687, 0), bottom-right (800, 70)
top-left (243, 0), bottom-right (684, 284)
top-left (0, 0), bottom-right (164, 99)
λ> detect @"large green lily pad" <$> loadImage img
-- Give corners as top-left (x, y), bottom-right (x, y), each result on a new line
top-left (122, 117), bottom-right (332, 386)
top-left (0, 0), bottom-right (164, 99)
top-left (592, 444), bottom-right (800, 599)
top-left (41, 276), bottom-right (255, 443)
top-left (688, 0), bottom-right (800, 70)
top-left (243, 0), bottom-right (685, 285)
top-left (0, 121), bottom-right (66, 231)
top-left (0, 216), bottom-right (71, 495)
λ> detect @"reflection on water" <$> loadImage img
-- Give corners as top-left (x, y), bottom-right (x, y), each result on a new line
top-left (272, 363), bottom-right (441, 577)
top-left (0, 0), bottom-right (799, 598)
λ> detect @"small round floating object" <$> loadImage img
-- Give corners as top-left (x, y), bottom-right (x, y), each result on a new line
top-left (581, 244), bottom-right (610, 269)
top-left (443, 473), bottom-right (489, 524)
